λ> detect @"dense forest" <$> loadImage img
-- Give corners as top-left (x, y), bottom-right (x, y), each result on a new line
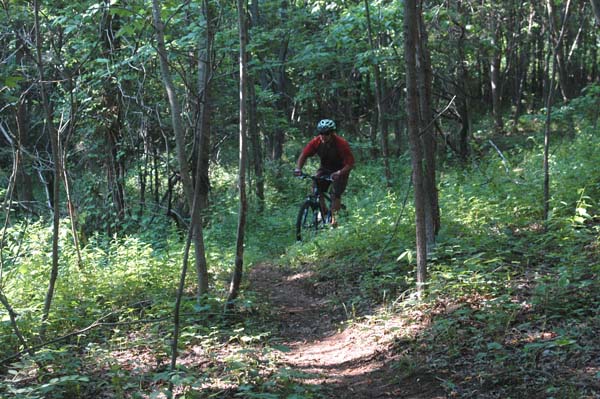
top-left (1, 0), bottom-right (599, 398)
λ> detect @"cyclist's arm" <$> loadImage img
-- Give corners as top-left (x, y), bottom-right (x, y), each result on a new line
top-left (337, 138), bottom-right (355, 175)
top-left (295, 137), bottom-right (320, 170)
top-left (295, 152), bottom-right (308, 170)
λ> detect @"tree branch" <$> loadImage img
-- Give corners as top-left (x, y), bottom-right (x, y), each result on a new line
top-left (0, 306), bottom-right (217, 366)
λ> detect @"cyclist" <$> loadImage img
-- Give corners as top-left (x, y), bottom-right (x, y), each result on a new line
top-left (294, 119), bottom-right (355, 226)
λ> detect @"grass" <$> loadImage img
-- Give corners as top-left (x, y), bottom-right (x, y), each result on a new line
top-left (1, 88), bottom-right (599, 397)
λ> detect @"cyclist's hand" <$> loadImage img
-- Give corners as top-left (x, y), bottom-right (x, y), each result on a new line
top-left (293, 168), bottom-right (302, 177)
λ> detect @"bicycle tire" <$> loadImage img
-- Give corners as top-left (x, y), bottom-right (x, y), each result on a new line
top-left (296, 200), bottom-right (319, 241)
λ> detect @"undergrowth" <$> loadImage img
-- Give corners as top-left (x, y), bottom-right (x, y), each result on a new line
top-left (279, 89), bottom-right (600, 398)
top-left (1, 87), bottom-right (599, 397)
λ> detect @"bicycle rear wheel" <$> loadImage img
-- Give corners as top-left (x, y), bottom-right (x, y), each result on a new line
top-left (296, 200), bottom-right (319, 241)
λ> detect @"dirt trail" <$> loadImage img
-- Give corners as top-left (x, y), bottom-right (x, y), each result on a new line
top-left (249, 264), bottom-right (445, 399)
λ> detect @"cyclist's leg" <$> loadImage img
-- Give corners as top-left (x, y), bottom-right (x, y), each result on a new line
top-left (330, 195), bottom-right (341, 226)
top-left (330, 173), bottom-right (349, 226)
top-left (315, 168), bottom-right (332, 218)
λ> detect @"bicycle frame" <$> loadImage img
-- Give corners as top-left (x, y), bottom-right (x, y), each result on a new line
top-left (302, 173), bottom-right (332, 214)
top-left (295, 173), bottom-right (333, 241)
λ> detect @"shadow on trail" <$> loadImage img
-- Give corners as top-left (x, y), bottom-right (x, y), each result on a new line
top-left (249, 264), bottom-right (445, 399)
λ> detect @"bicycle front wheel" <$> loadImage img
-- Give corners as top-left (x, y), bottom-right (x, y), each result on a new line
top-left (296, 200), bottom-right (319, 241)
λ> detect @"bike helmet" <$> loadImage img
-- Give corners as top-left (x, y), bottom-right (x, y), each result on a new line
top-left (316, 119), bottom-right (336, 134)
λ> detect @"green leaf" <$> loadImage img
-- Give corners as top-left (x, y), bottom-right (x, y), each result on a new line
top-left (486, 342), bottom-right (503, 350)
top-left (4, 76), bottom-right (23, 88)
top-left (554, 337), bottom-right (576, 347)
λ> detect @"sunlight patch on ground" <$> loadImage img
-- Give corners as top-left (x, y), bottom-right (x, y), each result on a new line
top-left (285, 271), bottom-right (316, 282)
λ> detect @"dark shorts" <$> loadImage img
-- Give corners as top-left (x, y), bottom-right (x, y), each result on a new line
top-left (316, 168), bottom-right (349, 199)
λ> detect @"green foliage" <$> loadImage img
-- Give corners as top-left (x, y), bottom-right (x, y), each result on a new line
top-left (2, 105), bottom-right (599, 397)
top-left (272, 93), bottom-right (600, 397)
top-left (1, 0), bottom-right (599, 395)
top-left (2, 82), bottom-right (600, 399)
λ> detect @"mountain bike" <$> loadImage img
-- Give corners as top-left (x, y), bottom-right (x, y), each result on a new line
top-left (295, 173), bottom-right (334, 241)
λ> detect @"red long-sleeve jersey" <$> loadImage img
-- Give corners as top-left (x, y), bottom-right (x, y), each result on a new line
top-left (300, 134), bottom-right (355, 173)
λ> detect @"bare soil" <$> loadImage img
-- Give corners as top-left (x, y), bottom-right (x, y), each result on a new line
top-left (249, 263), bottom-right (446, 398)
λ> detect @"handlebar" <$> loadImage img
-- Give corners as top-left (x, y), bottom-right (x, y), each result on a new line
top-left (296, 172), bottom-right (333, 182)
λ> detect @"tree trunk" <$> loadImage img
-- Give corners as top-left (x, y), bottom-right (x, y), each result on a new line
top-left (533, 28), bottom-right (546, 107)
top-left (193, 0), bottom-right (214, 215)
top-left (63, 167), bottom-right (83, 268)
top-left (153, 144), bottom-right (161, 205)
top-left (14, 33), bottom-right (34, 206)
top-left (248, 0), bottom-right (265, 212)
top-left (543, 49), bottom-right (557, 224)
top-left (512, 3), bottom-right (536, 132)
top-left (490, 14), bottom-right (504, 134)
top-left (394, 115), bottom-right (405, 156)
top-left (450, 3), bottom-right (471, 161)
top-left (271, 1), bottom-right (289, 162)
top-left (152, 0), bottom-right (209, 298)
top-left (15, 109), bottom-right (34, 205)
top-left (34, 0), bottom-right (61, 341)
top-left (364, 0), bottom-right (391, 185)
top-left (227, 0), bottom-right (249, 307)
top-left (106, 125), bottom-right (125, 224)
top-left (138, 121), bottom-right (150, 216)
top-left (543, 0), bottom-right (569, 224)
top-left (416, 0), bottom-right (440, 244)
top-left (404, 0), bottom-right (427, 296)
top-left (101, 2), bottom-right (126, 225)
top-left (248, 77), bottom-right (265, 212)
top-left (546, 0), bottom-right (573, 100)
top-left (592, 0), bottom-right (600, 25)
top-left (0, 291), bottom-right (34, 358)
top-left (456, 22), bottom-right (470, 161)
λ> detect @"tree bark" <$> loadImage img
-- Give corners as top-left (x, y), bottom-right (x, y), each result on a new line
top-left (416, 0), bottom-right (440, 244)
top-left (248, 0), bottom-right (265, 212)
top-left (169, 221), bottom-right (193, 380)
top-left (447, 2), bottom-right (471, 161)
top-left (592, 0), bottom-right (600, 25)
top-left (404, 0), bottom-right (427, 296)
top-left (364, 0), bottom-right (391, 185)
top-left (100, 1), bottom-right (126, 225)
top-left (490, 12), bottom-right (504, 134)
top-left (14, 32), bottom-right (34, 205)
top-left (271, 0), bottom-right (289, 162)
top-left (34, 0), bottom-right (61, 341)
top-left (543, 57), bottom-right (556, 225)
top-left (455, 20), bottom-right (470, 160)
top-left (0, 291), bottom-right (34, 359)
top-left (248, 75), bottom-right (265, 212)
top-left (512, 3), bottom-right (536, 132)
top-left (546, 0), bottom-right (573, 100)
top-left (193, 0), bottom-right (214, 214)
top-left (152, 0), bottom-right (209, 297)
top-left (227, 0), bottom-right (249, 307)
top-left (543, 0), bottom-right (570, 223)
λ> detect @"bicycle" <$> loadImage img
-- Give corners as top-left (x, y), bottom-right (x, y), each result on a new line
top-left (295, 173), bottom-right (334, 241)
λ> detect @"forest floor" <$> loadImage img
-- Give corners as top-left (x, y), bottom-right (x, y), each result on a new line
top-left (248, 263), bottom-right (446, 399)
top-left (90, 251), bottom-right (599, 399)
